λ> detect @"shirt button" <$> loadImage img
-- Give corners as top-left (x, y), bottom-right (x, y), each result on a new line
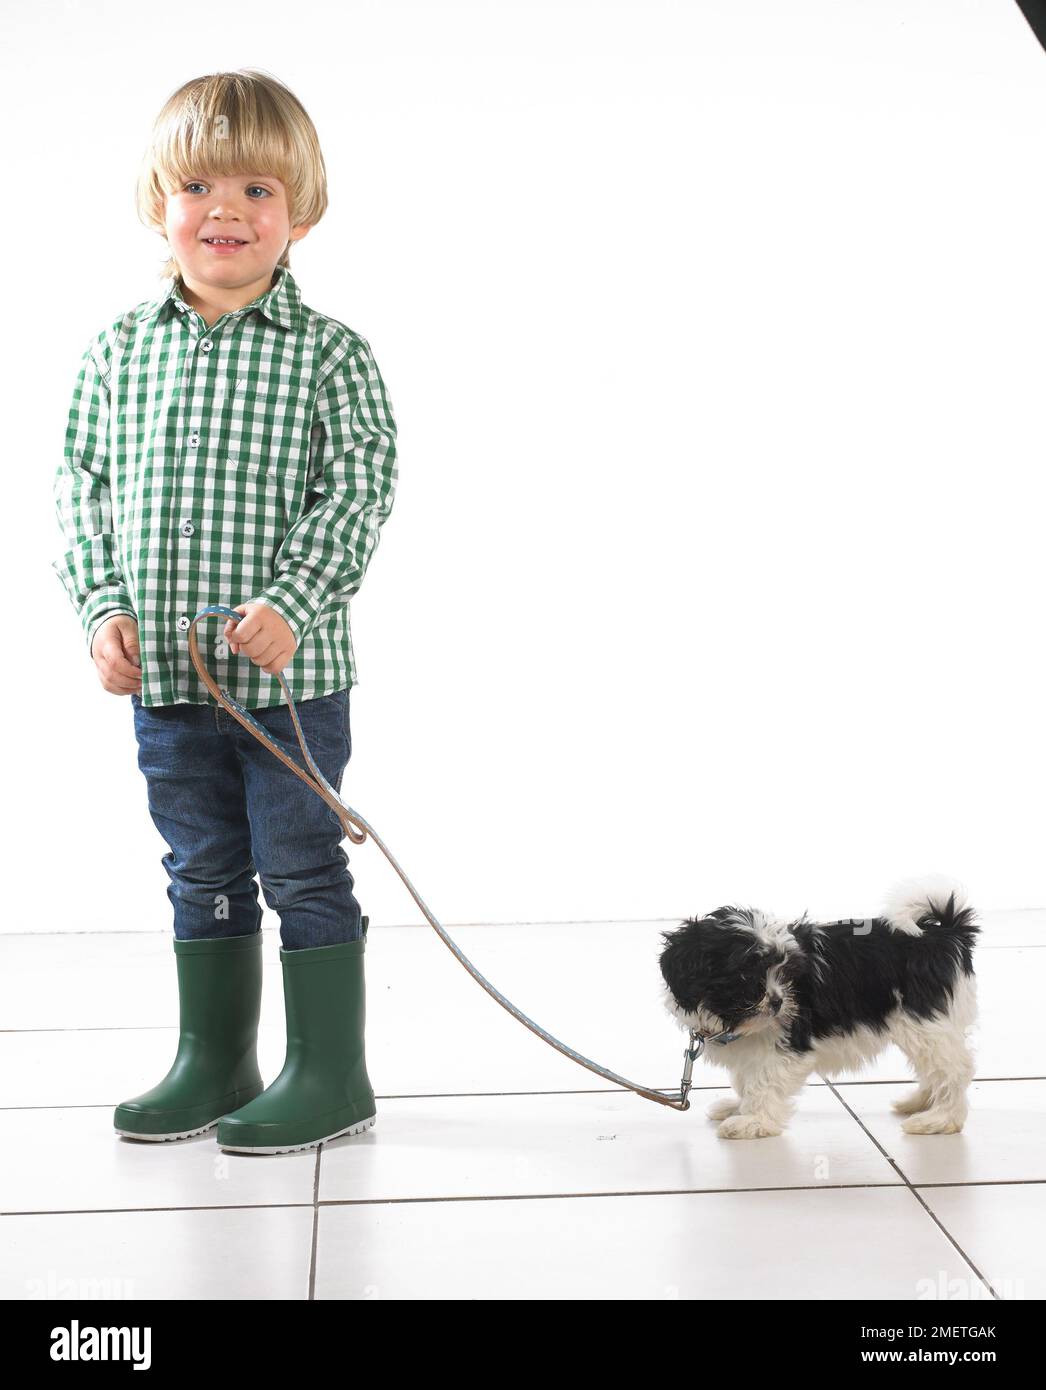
top-left (176, 615), bottom-right (190, 632)
top-left (188, 433), bottom-right (200, 447)
top-left (201, 339), bottom-right (213, 352)
top-left (181, 520), bottom-right (195, 537)
top-left (215, 639), bottom-right (229, 660)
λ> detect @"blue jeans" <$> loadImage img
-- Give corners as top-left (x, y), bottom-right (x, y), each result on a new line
top-left (129, 689), bottom-right (364, 950)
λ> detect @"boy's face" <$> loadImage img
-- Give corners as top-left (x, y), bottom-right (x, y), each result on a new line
top-left (164, 171), bottom-right (310, 289)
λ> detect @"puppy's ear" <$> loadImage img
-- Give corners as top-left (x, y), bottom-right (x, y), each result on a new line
top-left (787, 916), bottom-right (815, 948)
top-left (781, 916), bottom-right (818, 982)
top-left (658, 920), bottom-right (711, 1007)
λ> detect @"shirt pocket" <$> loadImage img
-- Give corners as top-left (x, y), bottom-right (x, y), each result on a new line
top-left (216, 374), bottom-right (314, 498)
top-left (226, 450), bottom-right (273, 478)
top-left (218, 375), bottom-right (275, 477)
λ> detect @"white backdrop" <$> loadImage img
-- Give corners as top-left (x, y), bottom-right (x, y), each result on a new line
top-left (9, 0), bottom-right (1045, 936)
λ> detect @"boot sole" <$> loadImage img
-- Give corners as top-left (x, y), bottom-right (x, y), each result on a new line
top-left (115, 1118), bottom-right (219, 1142)
top-left (218, 1112), bottom-right (376, 1155)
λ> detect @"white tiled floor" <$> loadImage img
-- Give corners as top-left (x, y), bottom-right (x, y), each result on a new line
top-left (1, 910), bottom-right (1042, 1300)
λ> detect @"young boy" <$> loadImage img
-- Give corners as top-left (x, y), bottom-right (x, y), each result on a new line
top-left (51, 70), bottom-right (398, 1156)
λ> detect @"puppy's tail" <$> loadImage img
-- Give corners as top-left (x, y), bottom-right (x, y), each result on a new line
top-left (880, 872), bottom-right (979, 946)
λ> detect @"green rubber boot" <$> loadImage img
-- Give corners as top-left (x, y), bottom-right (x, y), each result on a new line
top-left (216, 917), bottom-right (376, 1155)
top-left (114, 929), bottom-right (265, 1142)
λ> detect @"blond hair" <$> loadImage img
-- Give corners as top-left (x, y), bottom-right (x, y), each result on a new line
top-left (136, 69), bottom-right (328, 282)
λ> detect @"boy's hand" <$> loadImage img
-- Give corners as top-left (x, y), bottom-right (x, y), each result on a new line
top-left (91, 614), bottom-right (142, 696)
top-left (223, 602), bottom-right (297, 676)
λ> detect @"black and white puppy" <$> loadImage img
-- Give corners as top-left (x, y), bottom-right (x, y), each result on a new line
top-left (659, 874), bottom-right (978, 1139)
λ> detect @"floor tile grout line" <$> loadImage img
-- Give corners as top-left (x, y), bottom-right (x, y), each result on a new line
top-left (311, 1185), bottom-right (910, 1204)
top-left (3, 1073), bottom-right (1043, 1113)
top-left (0, 1185), bottom-right (913, 1219)
top-left (7, 1179), bottom-right (1046, 1219)
top-left (821, 1077), bottom-right (1000, 1300)
top-left (308, 1149), bottom-right (321, 1301)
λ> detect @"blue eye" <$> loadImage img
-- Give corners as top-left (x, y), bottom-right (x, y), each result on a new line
top-left (183, 182), bottom-right (272, 198)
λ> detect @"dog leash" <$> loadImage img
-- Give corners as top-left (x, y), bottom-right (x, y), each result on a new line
top-left (187, 603), bottom-right (703, 1111)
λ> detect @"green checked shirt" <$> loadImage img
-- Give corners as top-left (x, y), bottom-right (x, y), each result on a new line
top-left (52, 264), bottom-right (398, 708)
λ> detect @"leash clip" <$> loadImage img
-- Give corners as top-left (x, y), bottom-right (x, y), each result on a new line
top-left (679, 1028), bottom-right (705, 1108)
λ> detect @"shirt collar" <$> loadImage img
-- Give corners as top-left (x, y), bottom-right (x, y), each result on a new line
top-left (136, 262), bottom-right (301, 331)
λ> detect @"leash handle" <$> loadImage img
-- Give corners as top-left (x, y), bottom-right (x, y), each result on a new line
top-left (186, 605), bottom-right (691, 1111)
top-left (187, 606), bottom-right (366, 845)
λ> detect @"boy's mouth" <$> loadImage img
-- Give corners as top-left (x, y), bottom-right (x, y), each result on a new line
top-left (202, 237), bottom-right (248, 252)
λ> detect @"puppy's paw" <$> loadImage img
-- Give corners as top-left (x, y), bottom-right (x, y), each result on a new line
top-left (706, 1096), bottom-right (741, 1121)
top-left (717, 1113), bottom-right (782, 1140)
top-left (902, 1109), bottom-right (964, 1135)
top-left (892, 1088), bottom-right (932, 1116)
